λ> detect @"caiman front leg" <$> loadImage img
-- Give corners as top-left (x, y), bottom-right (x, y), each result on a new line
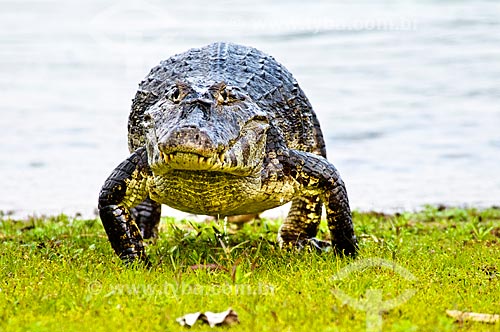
top-left (131, 197), bottom-right (161, 240)
top-left (278, 149), bottom-right (358, 257)
top-left (98, 147), bottom-right (151, 263)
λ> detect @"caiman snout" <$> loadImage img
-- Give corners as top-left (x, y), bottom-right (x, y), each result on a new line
top-left (159, 126), bottom-right (218, 157)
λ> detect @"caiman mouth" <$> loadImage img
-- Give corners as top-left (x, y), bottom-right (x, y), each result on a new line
top-left (152, 138), bottom-right (262, 177)
top-left (158, 150), bottom-right (226, 168)
top-left (150, 118), bottom-right (269, 177)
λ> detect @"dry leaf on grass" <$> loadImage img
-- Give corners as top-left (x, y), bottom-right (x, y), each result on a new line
top-left (176, 308), bottom-right (239, 328)
top-left (446, 310), bottom-right (500, 324)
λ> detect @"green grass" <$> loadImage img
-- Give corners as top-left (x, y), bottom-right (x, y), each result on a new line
top-left (1, 206), bottom-right (499, 331)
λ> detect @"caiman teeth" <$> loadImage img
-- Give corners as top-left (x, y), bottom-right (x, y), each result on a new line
top-left (159, 151), bottom-right (171, 163)
top-left (158, 152), bottom-right (224, 166)
top-left (218, 152), bottom-right (225, 163)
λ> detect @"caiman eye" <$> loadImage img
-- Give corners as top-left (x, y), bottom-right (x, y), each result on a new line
top-left (217, 89), bottom-right (228, 104)
top-left (217, 86), bottom-right (244, 105)
top-left (166, 86), bottom-right (181, 103)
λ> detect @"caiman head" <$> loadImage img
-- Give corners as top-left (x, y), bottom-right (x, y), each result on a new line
top-left (139, 80), bottom-right (269, 176)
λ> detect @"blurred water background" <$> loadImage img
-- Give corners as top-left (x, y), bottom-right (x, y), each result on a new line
top-left (1, 0), bottom-right (499, 218)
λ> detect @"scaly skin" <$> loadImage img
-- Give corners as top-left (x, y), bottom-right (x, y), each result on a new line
top-left (98, 42), bottom-right (358, 263)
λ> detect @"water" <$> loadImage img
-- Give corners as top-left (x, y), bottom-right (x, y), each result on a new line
top-left (1, 0), bottom-right (500, 218)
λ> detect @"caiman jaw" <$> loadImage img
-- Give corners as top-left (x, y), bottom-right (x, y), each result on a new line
top-left (153, 134), bottom-right (264, 177)
top-left (152, 117), bottom-right (268, 176)
top-left (158, 150), bottom-right (226, 167)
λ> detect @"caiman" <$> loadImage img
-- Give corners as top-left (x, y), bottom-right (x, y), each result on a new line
top-left (98, 42), bottom-right (358, 263)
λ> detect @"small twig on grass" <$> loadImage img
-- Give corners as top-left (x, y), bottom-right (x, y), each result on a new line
top-left (446, 310), bottom-right (500, 324)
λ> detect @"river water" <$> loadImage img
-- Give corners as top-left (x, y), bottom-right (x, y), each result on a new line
top-left (1, 0), bottom-right (499, 218)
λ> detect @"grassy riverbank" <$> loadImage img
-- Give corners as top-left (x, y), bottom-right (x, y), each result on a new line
top-left (1, 207), bottom-right (499, 331)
